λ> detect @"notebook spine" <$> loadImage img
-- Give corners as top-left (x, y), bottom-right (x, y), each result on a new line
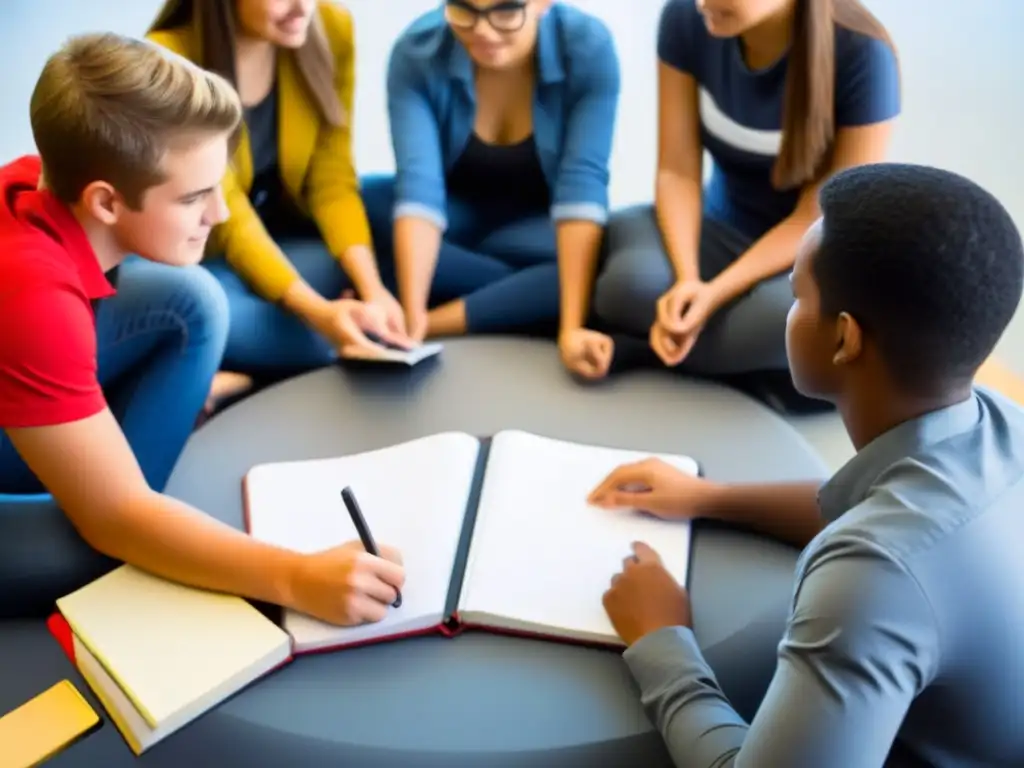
top-left (441, 437), bottom-right (492, 621)
top-left (440, 612), bottom-right (464, 637)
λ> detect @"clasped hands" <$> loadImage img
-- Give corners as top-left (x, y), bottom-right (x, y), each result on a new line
top-left (649, 278), bottom-right (718, 368)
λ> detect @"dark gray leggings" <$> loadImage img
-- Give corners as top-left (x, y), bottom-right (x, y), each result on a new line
top-left (593, 204), bottom-right (792, 376)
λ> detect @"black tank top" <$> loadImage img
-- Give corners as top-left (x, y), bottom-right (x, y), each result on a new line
top-left (244, 85), bottom-right (287, 216)
top-left (446, 133), bottom-right (551, 211)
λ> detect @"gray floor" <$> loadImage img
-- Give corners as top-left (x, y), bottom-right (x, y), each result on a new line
top-left (4, 0), bottom-right (1022, 469)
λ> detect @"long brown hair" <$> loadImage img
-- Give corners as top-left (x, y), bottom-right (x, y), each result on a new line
top-left (148, 0), bottom-right (344, 127)
top-left (773, 0), bottom-right (897, 190)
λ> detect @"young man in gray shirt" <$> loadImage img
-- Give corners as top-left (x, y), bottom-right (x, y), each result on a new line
top-left (590, 162), bottom-right (1024, 767)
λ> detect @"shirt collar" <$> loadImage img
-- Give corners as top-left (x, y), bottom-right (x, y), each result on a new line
top-left (38, 189), bottom-right (116, 300)
top-left (817, 394), bottom-right (983, 521)
top-left (446, 7), bottom-right (566, 86)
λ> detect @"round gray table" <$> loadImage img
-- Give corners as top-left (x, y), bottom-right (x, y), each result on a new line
top-left (1, 338), bottom-right (829, 767)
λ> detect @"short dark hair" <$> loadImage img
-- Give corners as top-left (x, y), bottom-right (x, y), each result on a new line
top-left (813, 162), bottom-right (1024, 394)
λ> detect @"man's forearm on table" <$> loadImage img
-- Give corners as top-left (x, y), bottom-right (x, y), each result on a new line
top-left (698, 481), bottom-right (825, 548)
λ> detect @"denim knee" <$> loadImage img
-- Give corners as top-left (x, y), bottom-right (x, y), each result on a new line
top-left (360, 174), bottom-right (397, 258)
top-left (168, 264), bottom-right (231, 353)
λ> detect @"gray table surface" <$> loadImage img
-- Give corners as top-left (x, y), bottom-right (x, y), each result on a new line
top-left (1, 338), bottom-right (829, 767)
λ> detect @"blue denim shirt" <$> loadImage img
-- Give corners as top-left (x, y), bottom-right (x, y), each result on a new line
top-left (384, 4), bottom-right (620, 231)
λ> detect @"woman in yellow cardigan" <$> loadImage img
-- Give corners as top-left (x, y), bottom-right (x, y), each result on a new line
top-left (147, 0), bottom-right (409, 376)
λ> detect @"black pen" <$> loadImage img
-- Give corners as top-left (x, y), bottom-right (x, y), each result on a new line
top-left (341, 486), bottom-right (402, 608)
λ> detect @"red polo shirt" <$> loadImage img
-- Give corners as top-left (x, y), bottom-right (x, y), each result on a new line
top-left (0, 156), bottom-right (116, 429)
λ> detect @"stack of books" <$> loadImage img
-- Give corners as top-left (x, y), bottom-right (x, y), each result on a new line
top-left (48, 565), bottom-right (291, 755)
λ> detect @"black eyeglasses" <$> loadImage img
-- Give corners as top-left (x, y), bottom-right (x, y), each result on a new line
top-left (445, 0), bottom-right (529, 33)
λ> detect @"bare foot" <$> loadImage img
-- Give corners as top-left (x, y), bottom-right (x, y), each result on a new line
top-left (204, 372), bottom-right (253, 413)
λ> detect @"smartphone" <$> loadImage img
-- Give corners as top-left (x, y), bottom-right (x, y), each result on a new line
top-left (0, 680), bottom-right (101, 768)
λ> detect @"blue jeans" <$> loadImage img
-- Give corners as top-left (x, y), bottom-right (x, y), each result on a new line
top-left (0, 259), bottom-right (229, 617)
top-left (362, 174), bottom-right (560, 335)
top-left (205, 232), bottom-right (353, 374)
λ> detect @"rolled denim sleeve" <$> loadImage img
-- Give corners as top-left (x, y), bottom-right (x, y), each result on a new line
top-left (385, 42), bottom-right (448, 230)
top-left (623, 537), bottom-right (939, 767)
top-left (551, 25), bottom-right (621, 225)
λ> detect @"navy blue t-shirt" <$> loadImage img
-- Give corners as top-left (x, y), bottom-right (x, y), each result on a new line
top-left (657, 0), bottom-right (901, 239)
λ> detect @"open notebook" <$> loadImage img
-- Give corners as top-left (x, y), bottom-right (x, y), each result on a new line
top-left (243, 430), bottom-right (699, 654)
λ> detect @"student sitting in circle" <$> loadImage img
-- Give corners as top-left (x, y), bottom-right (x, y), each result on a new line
top-left (594, 163), bottom-right (1024, 767)
top-left (0, 33), bottom-right (404, 624)
top-left (362, 0), bottom-right (620, 342)
top-left (147, 0), bottom-right (410, 379)
top-left (582, 0), bottom-right (900, 387)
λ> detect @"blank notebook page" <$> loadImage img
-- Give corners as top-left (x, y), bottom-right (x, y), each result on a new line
top-left (244, 432), bottom-right (481, 647)
top-left (55, 565), bottom-right (289, 727)
top-left (459, 431), bottom-right (698, 641)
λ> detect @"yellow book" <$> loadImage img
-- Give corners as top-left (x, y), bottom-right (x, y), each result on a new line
top-left (55, 565), bottom-right (291, 755)
top-left (0, 680), bottom-right (99, 768)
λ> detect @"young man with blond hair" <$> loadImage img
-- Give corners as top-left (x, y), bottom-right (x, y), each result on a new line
top-left (0, 33), bottom-right (405, 625)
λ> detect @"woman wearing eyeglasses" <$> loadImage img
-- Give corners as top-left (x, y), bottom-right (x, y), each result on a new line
top-left (362, 0), bottom-right (619, 353)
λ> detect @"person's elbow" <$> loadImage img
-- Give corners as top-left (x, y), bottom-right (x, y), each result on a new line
top-left (5, 414), bottom-right (157, 562)
top-left (59, 482), bottom-right (154, 561)
top-left (394, 199), bottom-right (447, 232)
top-left (393, 174), bottom-right (448, 232)
top-left (555, 108), bottom-right (618, 225)
top-left (552, 201), bottom-right (607, 229)
top-left (655, 169), bottom-right (702, 213)
top-left (552, 169), bottom-right (610, 228)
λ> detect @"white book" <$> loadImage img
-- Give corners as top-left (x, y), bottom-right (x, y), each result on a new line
top-left (52, 566), bottom-right (292, 755)
top-left (243, 430), bottom-right (699, 654)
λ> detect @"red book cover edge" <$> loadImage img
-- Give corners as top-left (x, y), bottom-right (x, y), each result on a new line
top-left (47, 612), bottom-right (76, 663)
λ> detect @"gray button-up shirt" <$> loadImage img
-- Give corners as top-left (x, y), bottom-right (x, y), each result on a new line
top-left (624, 389), bottom-right (1024, 767)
